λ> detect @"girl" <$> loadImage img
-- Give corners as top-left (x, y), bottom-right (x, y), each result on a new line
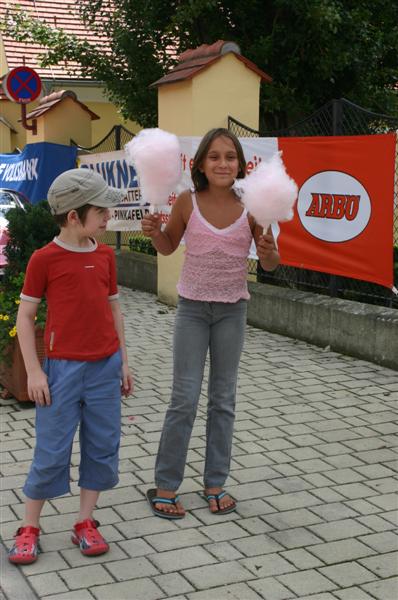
top-left (142, 128), bottom-right (279, 518)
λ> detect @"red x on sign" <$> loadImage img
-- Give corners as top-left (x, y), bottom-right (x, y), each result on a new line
top-left (2, 66), bottom-right (42, 104)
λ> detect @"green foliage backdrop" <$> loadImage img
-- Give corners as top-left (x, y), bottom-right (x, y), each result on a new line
top-left (3, 1), bottom-right (397, 128)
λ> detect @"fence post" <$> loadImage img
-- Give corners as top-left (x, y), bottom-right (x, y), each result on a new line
top-left (328, 100), bottom-right (344, 296)
top-left (115, 126), bottom-right (122, 253)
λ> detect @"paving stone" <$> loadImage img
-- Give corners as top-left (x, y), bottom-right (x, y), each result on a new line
top-left (235, 498), bottom-right (277, 518)
top-left (106, 556), bottom-right (160, 580)
top-left (117, 516), bottom-right (178, 538)
top-left (266, 491), bottom-right (321, 512)
top-left (240, 553), bottom-right (296, 578)
top-left (359, 551), bottom-right (398, 577)
top-left (357, 514), bottom-right (396, 532)
top-left (154, 572), bottom-right (194, 596)
top-left (182, 561), bottom-right (253, 590)
top-left (92, 578), bottom-right (164, 600)
top-left (309, 518), bottom-right (372, 541)
top-left (231, 533), bottom-right (284, 556)
top-left (150, 546), bottom-right (216, 574)
top-left (334, 587), bottom-right (376, 600)
top-left (199, 522), bottom-right (249, 543)
top-left (362, 576), bottom-right (398, 600)
top-left (144, 528), bottom-right (211, 552)
top-left (263, 508), bottom-right (322, 530)
top-left (368, 493), bottom-right (398, 511)
top-left (276, 569), bottom-right (337, 595)
top-left (59, 564), bottom-right (113, 589)
top-left (187, 582), bottom-right (263, 599)
top-left (306, 539), bottom-right (375, 564)
top-left (280, 548), bottom-right (323, 569)
top-left (310, 501), bottom-right (359, 521)
top-left (319, 562), bottom-right (376, 587)
top-left (27, 572), bottom-right (68, 597)
top-left (204, 541), bottom-right (244, 562)
top-left (331, 482), bottom-right (379, 500)
top-left (359, 531), bottom-right (398, 552)
top-left (45, 592), bottom-right (95, 600)
top-left (269, 527), bottom-right (323, 549)
top-left (345, 499), bottom-right (381, 515)
top-left (247, 577), bottom-right (295, 599)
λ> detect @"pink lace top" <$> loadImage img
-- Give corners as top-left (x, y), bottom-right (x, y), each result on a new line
top-left (177, 193), bottom-right (253, 302)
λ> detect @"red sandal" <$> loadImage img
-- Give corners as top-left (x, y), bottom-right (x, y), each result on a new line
top-left (71, 519), bottom-right (109, 556)
top-left (8, 526), bottom-right (40, 564)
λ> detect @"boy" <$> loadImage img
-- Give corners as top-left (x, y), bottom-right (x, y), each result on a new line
top-left (8, 168), bottom-right (133, 564)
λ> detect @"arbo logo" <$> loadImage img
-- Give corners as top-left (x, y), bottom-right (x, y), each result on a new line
top-left (297, 171), bottom-right (371, 242)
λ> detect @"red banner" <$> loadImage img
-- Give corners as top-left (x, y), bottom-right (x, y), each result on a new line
top-left (277, 134), bottom-right (396, 289)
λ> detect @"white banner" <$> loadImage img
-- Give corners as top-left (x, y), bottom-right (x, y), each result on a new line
top-left (78, 137), bottom-right (278, 233)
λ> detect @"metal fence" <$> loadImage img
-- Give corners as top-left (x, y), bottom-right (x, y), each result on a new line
top-left (72, 125), bottom-right (144, 250)
top-left (228, 99), bottom-right (398, 308)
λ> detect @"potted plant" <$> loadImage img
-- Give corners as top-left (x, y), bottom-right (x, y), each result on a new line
top-left (0, 273), bottom-right (47, 401)
top-left (0, 201), bottom-right (57, 401)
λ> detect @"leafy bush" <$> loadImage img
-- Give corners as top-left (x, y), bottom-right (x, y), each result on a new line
top-left (129, 235), bottom-right (157, 256)
top-left (4, 201), bottom-right (58, 284)
top-left (0, 201), bottom-right (55, 360)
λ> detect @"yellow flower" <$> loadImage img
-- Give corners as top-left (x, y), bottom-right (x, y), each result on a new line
top-left (9, 326), bottom-right (17, 337)
top-left (3, 315), bottom-right (9, 321)
top-left (0, 315), bottom-right (3, 320)
top-left (15, 299), bottom-right (21, 305)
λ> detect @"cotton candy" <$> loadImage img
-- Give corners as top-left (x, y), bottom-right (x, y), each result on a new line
top-left (125, 128), bottom-right (182, 211)
top-left (234, 152), bottom-right (297, 230)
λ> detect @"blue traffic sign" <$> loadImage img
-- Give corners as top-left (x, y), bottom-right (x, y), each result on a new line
top-left (3, 67), bottom-right (42, 104)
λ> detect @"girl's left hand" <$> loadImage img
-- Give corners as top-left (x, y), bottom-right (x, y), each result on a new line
top-left (121, 364), bottom-right (134, 397)
top-left (256, 233), bottom-right (276, 261)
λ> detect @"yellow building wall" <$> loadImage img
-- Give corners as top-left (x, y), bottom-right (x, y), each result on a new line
top-left (157, 52), bottom-right (262, 305)
top-left (0, 37), bottom-right (7, 76)
top-left (50, 83), bottom-right (140, 144)
top-left (158, 82), bottom-right (193, 135)
top-left (192, 54), bottom-right (260, 132)
top-left (0, 121), bottom-right (12, 153)
top-left (0, 100), bottom-right (33, 151)
top-left (25, 98), bottom-right (92, 147)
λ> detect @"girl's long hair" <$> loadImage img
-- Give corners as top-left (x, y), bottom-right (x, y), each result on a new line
top-left (191, 128), bottom-right (246, 192)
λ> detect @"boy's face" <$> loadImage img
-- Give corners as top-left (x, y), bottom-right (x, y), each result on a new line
top-left (78, 206), bottom-right (111, 236)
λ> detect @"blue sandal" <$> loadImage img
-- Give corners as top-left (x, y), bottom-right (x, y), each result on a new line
top-left (146, 488), bottom-right (185, 520)
top-left (204, 490), bottom-right (237, 515)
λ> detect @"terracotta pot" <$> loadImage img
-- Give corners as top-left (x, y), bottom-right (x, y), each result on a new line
top-left (0, 328), bottom-right (45, 402)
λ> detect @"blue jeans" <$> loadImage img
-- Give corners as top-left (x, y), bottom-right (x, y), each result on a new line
top-left (155, 296), bottom-right (247, 491)
top-left (23, 351), bottom-right (122, 500)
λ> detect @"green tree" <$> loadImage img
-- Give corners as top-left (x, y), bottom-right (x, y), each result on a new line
top-left (3, 0), bottom-right (397, 129)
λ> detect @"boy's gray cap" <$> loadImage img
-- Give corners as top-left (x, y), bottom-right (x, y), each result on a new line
top-left (48, 168), bottom-right (125, 215)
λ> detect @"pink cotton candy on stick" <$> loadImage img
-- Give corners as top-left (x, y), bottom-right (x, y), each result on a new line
top-left (236, 152), bottom-right (298, 232)
top-left (125, 128), bottom-right (182, 213)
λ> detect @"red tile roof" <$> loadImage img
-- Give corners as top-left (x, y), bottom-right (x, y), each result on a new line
top-left (24, 90), bottom-right (99, 120)
top-left (151, 40), bottom-right (272, 88)
top-left (0, 0), bottom-right (110, 80)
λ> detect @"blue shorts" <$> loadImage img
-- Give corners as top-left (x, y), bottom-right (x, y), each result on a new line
top-left (23, 350), bottom-right (122, 500)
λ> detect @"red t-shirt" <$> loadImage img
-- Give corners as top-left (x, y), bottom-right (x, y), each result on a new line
top-left (21, 238), bottom-right (120, 361)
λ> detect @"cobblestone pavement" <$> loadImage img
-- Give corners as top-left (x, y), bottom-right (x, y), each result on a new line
top-left (1, 287), bottom-right (397, 600)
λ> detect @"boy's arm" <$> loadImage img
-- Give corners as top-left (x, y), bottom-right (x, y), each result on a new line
top-left (16, 300), bottom-right (50, 406)
top-left (110, 300), bottom-right (133, 397)
top-left (141, 191), bottom-right (188, 255)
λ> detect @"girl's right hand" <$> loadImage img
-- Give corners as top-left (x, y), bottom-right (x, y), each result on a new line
top-left (27, 369), bottom-right (51, 406)
top-left (142, 213), bottom-right (162, 238)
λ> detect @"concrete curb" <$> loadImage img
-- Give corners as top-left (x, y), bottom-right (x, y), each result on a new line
top-left (248, 281), bottom-right (398, 370)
